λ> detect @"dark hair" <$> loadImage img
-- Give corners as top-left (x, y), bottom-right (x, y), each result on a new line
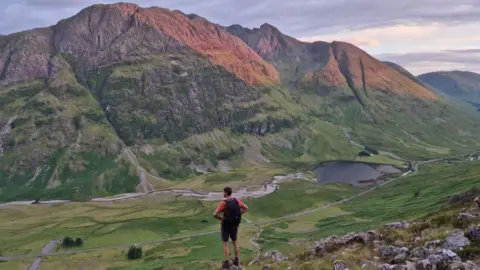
top-left (224, 187), bottom-right (233, 196)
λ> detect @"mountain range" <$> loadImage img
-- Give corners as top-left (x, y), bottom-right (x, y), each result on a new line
top-left (0, 2), bottom-right (479, 201)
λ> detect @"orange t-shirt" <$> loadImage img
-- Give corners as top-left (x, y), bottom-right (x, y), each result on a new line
top-left (215, 197), bottom-right (247, 219)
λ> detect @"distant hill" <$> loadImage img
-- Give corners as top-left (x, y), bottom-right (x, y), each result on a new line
top-left (418, 71), bottom-right (480, 99)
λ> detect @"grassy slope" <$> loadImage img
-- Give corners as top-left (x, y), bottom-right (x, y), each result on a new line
top-left (2, 160), bottom-right (480, 269)
top-left (259, 160), bottom-right (480, 253)
top-left (298, 83), bottom-right (480, 160)
top-left (2, 51), bottom-right (480, 203)
top-left (0, 55), bottom-right (139, 202)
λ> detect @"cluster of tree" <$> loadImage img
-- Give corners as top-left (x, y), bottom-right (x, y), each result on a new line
top-left (358, 145), bottom-right (379, 157)
top-left (364, 145), bottom-right (379, 155)
top-left (127, 245), bottom-right (143, 260)
top-left (358, 151), bottom-right (371, 157)
top-left (62, 236), bottom-right (84, 248)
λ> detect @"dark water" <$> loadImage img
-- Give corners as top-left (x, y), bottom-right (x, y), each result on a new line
top-left (315, 161), bottom-right (400, 187)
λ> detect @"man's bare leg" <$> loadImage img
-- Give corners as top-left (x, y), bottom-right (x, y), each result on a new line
top-left (223, 242), bottom-right (230, 261)
top-left (233, 241), bottom-right (240, 263)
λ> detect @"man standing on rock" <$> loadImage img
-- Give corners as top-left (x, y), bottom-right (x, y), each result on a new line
top-left (214, 187), bottom-right (249, 268)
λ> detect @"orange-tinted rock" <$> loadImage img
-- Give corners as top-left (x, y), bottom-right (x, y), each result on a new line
top-left (303, 47), bottom-right (348, 88)
top-left (228, 25), bottom-right (437, 100)
top-left (330, 41), bottom-right (436, 100)
top-left (0, 3), bottom-right (279, 87)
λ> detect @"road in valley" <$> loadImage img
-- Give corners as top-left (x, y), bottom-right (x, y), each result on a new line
top-left (3, 151), bottom-right (475, 262)
top-left (28, 240), bottom-right (57, 270)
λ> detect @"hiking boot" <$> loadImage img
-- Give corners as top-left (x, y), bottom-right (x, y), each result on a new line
top-left (222, 260), bottom-right (230, 269)
top-left (233, 257), bottom-right (239, 266)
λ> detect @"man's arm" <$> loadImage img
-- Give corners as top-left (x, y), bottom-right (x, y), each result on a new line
top-left (238, 200), bottom-right (248, 214)
top-left (213, 201), bottom-right (225, 221)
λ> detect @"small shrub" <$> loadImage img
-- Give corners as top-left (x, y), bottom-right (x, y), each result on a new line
top-left (62, 236), bottom-right (75, 248)
top-left (127, 245), bottom-right (143, 260)
top-left (75, 238), bottom-right (83, 247)
top-left (364, 146), bottom-right (379, 155)
top-left (408, 221), bottom-right (431, 235)
top-left (377, 226), bottom-right (406, 244)
top-left (358, 151), bottom-right (371, 157)
top-left (450, 214), bottom-right (472, 229)
top-left (456, 245), bottom-right (480, 260)
top-left (73, 115), bottom-right (82, 130)
top-left (63, 236), bottom-right (83, 248)
top-left (430, 214), bottom-right (452, 227)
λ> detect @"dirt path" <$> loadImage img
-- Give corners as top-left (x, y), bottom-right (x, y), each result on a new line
top-left (28, 240), bottom-right (57, 270)
top-left (248, 227), bottom-right (264, 266)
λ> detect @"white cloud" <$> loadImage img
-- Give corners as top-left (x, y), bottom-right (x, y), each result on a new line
top-left (377, 49), bottom-right (480, 75)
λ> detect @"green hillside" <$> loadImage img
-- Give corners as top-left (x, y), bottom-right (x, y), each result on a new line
top-left (0, 3), bottom-right (480, 202)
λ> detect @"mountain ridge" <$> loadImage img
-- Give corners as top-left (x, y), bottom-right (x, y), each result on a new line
top-left (1, 2), bottom-right (480, 202)
top-left (418, 70), bottom-right (480, 99)
top-left (0, 3), bottom-right (279, 87)
top-left (227, 23), bottom-right (437, 101)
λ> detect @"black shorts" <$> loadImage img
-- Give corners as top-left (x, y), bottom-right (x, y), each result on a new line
top-left (221, 223), bottom-right (239, 242)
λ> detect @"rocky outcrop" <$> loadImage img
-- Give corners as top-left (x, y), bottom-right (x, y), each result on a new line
top-left (296, 215), bottom-right (480, 270)
top-left (312, 231), bottom-right (379, 256)
top-left (333, 260), bottom-right (349, 270)
top-left (443, 231), bottom-right (470, 251)
top-left (263, 250), bottom-right (287, 263)
top-left (424, 240), bottom-right (443, 250)
top-left (467, 225), bottom-right (480, 241)
top-left (378, 245), bottom-right (409, 264)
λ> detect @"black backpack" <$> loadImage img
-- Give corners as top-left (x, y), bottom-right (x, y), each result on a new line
top-left (223, 198), bottom-right (242, 225)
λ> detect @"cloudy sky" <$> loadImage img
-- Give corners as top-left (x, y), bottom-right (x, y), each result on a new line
top-left (2, 0), bottom-right (480, 75)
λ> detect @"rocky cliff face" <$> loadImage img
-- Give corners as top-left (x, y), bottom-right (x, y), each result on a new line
top-left (227, 23), bottom-right (330, 85)
top-left (1, 3), bottom-right (279, 87)
top-left (227, 24), bottom-right (436, 100)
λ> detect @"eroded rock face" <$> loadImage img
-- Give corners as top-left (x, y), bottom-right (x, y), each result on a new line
top-left (443, 231), bottom-right (471, 251)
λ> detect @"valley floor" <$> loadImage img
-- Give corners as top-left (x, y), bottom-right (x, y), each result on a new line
top-left (0, 154), bottom-right (479, 269)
